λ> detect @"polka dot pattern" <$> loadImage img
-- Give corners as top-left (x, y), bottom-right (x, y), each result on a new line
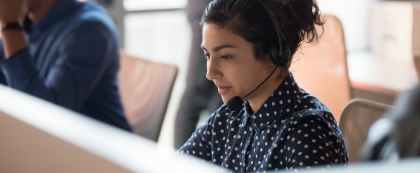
top-left (179, 73), bottom-right (348, 172)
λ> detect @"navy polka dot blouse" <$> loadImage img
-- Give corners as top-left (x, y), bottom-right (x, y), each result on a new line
top-left (179, 73), bottom-right (348, 172)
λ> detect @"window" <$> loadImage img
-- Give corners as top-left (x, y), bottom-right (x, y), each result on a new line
top-left (123, 0), bottom-right (187, 11)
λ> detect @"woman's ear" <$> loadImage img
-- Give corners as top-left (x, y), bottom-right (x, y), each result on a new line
top-left (265, 55), bottom-right (276, 67)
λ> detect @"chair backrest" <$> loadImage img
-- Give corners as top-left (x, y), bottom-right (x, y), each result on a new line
top-left (339, 98), bottom-right (393, 163)
top-left (119, 52), bottom-right (178, 142)
top-left (414, 52), bottom-right (420, 79)
top-left (290, 14), bottom-right (351, 122)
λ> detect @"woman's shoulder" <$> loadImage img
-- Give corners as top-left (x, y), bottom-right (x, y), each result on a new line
top-left (290, 108), bottom-right (338, 130)
top-left (286, 100), bottom-right (342, 138)
top-left (290, 90), bottom-right (334, 118)
top-left (283, 92), bottom-right (341, 132)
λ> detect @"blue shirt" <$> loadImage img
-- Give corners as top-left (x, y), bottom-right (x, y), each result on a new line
top-left (0, 0), bottom-right (131, 131)
top-left (179, 73), bottom-right (348, 172)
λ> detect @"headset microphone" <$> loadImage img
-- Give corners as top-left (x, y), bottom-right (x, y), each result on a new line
top-left (226, 96), bottom-right (243, 112)
top-left (226, 0), bottom-right (290, 112)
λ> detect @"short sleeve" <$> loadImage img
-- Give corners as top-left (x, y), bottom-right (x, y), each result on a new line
top-left (282, 115), bottom-right (347, 170)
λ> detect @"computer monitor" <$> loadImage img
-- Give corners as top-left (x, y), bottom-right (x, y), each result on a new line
top-left (0, 84), bottom-right (223, 173)
top-left (2, 84), bottom-right (420, 173)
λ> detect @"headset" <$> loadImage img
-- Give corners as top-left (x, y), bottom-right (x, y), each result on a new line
top-left (256, 0), bottom-right (291, 67)
top-left (226, 0), bottom-right (292, 112)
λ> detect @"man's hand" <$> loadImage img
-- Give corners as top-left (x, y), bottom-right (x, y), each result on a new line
top-left (0, 0), bottom-right (28, 59)
top-left (0, 0), bottom-right (27, 25)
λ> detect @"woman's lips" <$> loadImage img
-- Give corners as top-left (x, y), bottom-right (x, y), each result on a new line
top-left (217, 86), bottom-right (231, 94)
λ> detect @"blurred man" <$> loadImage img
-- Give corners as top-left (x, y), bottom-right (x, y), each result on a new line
top-left (174, 0), bottom-right (223, 148)
top-left (361, 84), bottom-right (420, 160)
top-left (0, 0), bottom-right (131, 131)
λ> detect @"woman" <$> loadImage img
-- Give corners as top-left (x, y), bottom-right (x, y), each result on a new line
top-left (179, 0), bottom-right (348, 172)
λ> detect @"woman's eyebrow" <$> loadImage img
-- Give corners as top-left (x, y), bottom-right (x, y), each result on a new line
top-left (201, 44), bottom-right (238, 53)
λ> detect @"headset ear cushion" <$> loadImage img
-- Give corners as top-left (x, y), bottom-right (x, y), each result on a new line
top-left (269, 44), bottom-right (280, 66)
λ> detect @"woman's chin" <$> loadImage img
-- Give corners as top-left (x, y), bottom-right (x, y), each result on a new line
top-left (221, 94), bottom-right (237, 105)
top-left (221, 95), bottom-right (231, 105)
top-left (221, 98), bottom-right (228, 105)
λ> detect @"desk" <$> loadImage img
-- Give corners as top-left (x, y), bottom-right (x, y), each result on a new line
top-left (347, 51), bottom-right (418, 96)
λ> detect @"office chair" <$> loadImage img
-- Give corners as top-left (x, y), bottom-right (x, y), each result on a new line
top-left (290, 14), bottom-right (351, 122)
top-left (339, 98), bottom-right (393, 163)
top-left (119, 52), bottom-right (178, 142)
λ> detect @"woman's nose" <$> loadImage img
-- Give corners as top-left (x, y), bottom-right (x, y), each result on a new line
top-left (206, 58), bottom-right (222, 80)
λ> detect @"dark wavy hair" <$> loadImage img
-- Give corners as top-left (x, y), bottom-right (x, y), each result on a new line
top-left (200, 0), bottom-right (323, 68)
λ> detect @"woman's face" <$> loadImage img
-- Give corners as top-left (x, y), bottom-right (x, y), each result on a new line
top-left (202, 23), bottom-right (274, 104)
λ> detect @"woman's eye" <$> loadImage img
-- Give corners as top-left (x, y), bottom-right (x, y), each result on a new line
top-left (203, 54), bottom-right (210, 60)
top-left (221, 55), bottom-right (233, 59)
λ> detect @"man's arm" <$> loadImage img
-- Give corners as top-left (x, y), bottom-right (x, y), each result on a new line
top-left (2, 30), bottom-right (27, 60)
top-left (0, 21), bottom-right (119, 110)
top-left (0, 0), bottom-right (27, 86)
top-left (0, 0), bottom-right (28, 59)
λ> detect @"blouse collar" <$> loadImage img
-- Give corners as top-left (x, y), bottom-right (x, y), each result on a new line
top-left (244, 73), bottom-right (302, 131)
